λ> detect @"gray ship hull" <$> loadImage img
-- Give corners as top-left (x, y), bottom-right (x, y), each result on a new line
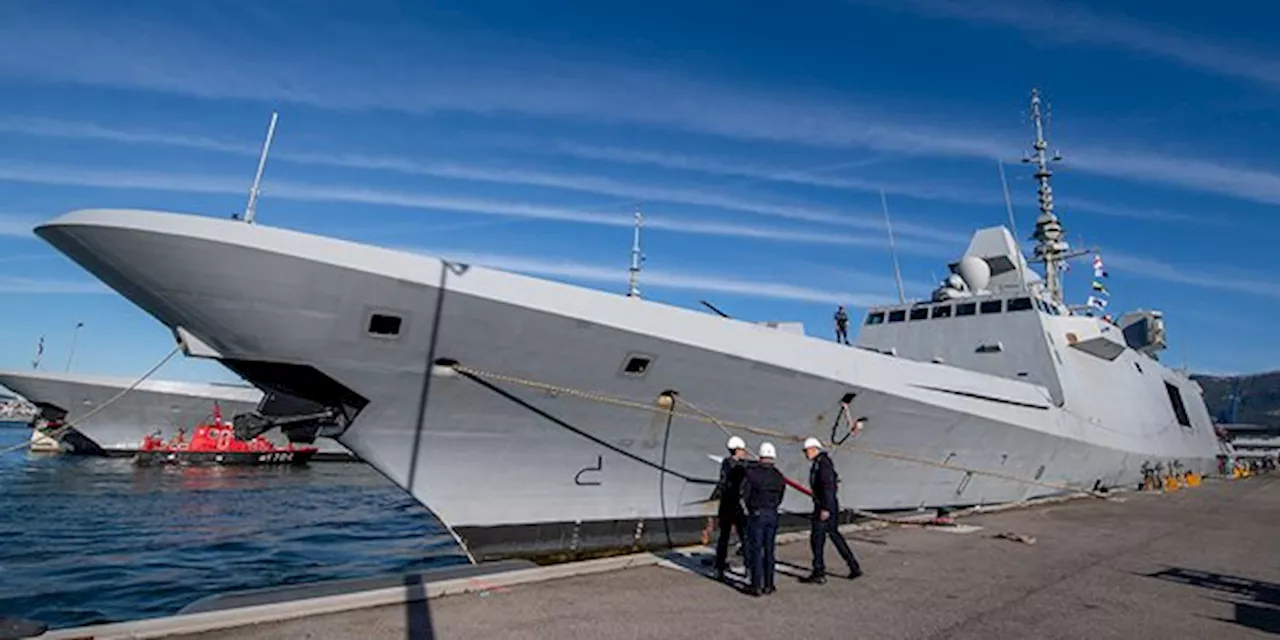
top-left (33, 209), bottom-right (1223, 562)
top-left (0, 369), bottom-right (354, 460)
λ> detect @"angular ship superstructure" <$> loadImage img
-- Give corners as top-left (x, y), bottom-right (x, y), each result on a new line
top-left (29, 90), bottom-right (1222, 562)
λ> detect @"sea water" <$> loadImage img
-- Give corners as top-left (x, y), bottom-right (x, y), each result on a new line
top-left (0, 426), bottom-right (466, 630)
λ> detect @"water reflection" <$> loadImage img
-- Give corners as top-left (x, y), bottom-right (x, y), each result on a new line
top-left (0, 428), bottom-right (465, 630)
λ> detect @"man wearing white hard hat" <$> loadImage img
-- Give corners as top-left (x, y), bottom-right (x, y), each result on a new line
top-left (800, 437), bottom-right (863, 584)
top-left (712, 435), bottom-right (751, 580)
top-left (739, 441), bottom-right (787, 596)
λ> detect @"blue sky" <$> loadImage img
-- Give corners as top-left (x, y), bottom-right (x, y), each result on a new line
top-left (1, 0), bottom-right (1278, 383)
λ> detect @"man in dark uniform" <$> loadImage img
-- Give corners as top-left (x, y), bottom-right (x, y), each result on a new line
top-left (800, 437), bottom-right (862, 584)
top-left (740, 441), bottom-right (786, 596)
top-left (834, 305), bottom-right (851, 345)
top-left (713, 436), bottom-right (751, 581)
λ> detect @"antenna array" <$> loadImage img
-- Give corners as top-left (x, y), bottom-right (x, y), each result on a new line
top-left (627, 208), bottom-right (644, 298)
top-left (1021, 89), bottom-right (1087, 306)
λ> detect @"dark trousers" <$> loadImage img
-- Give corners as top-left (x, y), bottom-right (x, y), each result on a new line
top-left (835, 325), bottom-right (850, 344)
top-left (810, 507), bottom-right (860, 575)
top-left (746, 510), bottom-right (779, 591)
top-left (715, 507), bottom-right (746, 570)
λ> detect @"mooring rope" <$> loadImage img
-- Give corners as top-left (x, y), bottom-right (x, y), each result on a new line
top-left (449, 363), bottom-right (1110, 500)
top-left (4, 345), bottom-right (182, 455)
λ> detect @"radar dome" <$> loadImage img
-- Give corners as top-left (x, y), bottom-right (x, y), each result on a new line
top-left (957, 256), bottom-right (991, 293)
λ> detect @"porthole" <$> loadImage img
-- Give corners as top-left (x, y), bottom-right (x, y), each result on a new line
top-left (621, 354), bottom-right (654, 377)
top-left (367, 313), bottom-right (403, 337)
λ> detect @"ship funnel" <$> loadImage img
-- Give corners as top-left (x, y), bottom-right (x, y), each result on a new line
top-left (956, 256), bottom-right (991, 294)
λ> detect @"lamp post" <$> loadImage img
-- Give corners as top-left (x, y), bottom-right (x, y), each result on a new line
top-left (65, 322), bottom-right (84, 373)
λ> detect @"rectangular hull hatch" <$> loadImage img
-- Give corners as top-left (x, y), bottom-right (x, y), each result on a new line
top-left (1067, 333), bottom-right (1126, 361)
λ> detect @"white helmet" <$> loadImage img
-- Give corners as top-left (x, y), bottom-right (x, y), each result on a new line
top-left (759, 442), bottom-right (777, 459)
top-left (803, 437), bottom-right (823, 450)
top-left (726, 436), bottom-right (746, 451)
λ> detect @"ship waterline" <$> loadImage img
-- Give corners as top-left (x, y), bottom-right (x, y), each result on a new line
top-left (32, 207), bottom-right (1221, 561)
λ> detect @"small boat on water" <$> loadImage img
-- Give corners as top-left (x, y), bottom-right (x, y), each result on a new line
top-left (0, 369), bottom-right (356, 460)
top-left (133, 405), bottom-right (318, 467)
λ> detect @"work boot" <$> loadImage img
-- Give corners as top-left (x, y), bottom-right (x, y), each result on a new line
top-left (847, 566), bottom-right (864, 580)
top-left (799, 573), bottom-right (827, 585)
top-left (763, 586), bottom-right (776, 595)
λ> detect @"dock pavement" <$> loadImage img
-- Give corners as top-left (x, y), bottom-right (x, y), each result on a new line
top-left (37, 474), bottom-right (1280, 639)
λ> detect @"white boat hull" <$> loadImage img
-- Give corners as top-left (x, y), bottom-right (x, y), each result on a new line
top-left (29, 425), bottom-right (63, 452)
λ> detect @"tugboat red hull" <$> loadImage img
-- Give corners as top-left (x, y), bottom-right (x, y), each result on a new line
top-left (133, 408), bottom-right (319, 467)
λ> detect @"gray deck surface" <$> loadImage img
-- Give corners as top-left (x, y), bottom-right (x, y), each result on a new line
top-left (172, 476), bottom-right (1280, 639)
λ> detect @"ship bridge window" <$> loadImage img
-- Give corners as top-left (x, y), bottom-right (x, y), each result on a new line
top-left (1164, 381), bottom-right (1192, 428)
top-left (932, 305), bottom-right (952, 319)
top-left (1034, 299), bottom-right (1047, 313)
top-left (956, 302), bottom-right (977, 317)
top-left (1007, 297), bottom-right (1034, 312)
top-left (367, 313), bottom-right (403, 337)
top-left (909, 307), bottom-right (929, 321)
top-left (980, 300), bottom-right (1003, 314)
top-left (865, 312), bottom-right (885, 326)
top-left (887, 309), bottom-right (907, 323)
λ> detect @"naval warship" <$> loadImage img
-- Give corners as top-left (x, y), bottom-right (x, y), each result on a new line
top-left (0, 369), bottom-right (355, 460)
top-left (28, 90), bottom-right (1223, 562)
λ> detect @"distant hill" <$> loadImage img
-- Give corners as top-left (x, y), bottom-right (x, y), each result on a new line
top-left (1193, 371), bottom-right (1280, 428)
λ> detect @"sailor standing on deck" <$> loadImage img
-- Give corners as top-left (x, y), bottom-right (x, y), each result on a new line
top-left (740, 442), bottom-right (786, 596)
top-left (800, 437), bottom-right (863, 584)
top-left (713, 436), bottom-right (751, 581)
top-left (834, 306), bottom-right (851, 345)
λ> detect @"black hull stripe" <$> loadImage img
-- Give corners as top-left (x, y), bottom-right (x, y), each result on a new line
top-left (913, 384), bottom-right (1050, 410)
top-left (133, 450), bottom-right (318, 466)
top-left (458, 511), bottom-right (848, 563)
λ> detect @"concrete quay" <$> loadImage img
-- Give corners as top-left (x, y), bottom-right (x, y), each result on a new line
top-left (36, 475), bottom-right (1279, 639)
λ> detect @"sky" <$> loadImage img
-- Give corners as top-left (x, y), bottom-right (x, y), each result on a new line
top-left (0, 0), bottom-right (1278, 384)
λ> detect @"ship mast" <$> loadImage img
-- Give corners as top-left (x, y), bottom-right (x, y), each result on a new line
top-left (879, 190), bottom-right (907, 304)
top-left (626, 208), bottom-right (644, 298)
top-left (1021, 89), bottom-right (1083, 306)
top-left (242, 110), bottom-right (279, 225)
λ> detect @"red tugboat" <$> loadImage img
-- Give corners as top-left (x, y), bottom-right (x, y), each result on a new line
top-left (134, 403), bottom-right (318, 467)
